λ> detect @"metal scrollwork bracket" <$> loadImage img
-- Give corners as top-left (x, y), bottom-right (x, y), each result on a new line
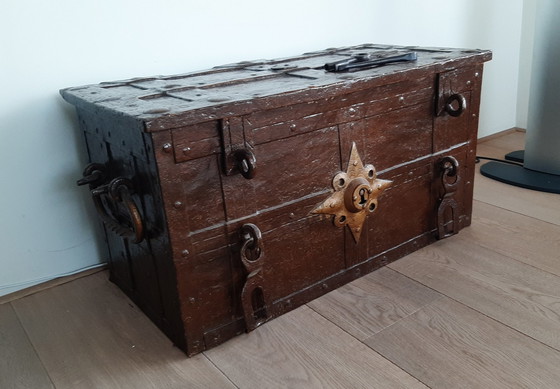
top-left (239, 223), bottom-right (269, 331)
top-left (312, 142), bottom-right (392, 243)
top-left (78, 163), bottom-right (144, 243)
top-left (437, 156), bottom-right (460, 239)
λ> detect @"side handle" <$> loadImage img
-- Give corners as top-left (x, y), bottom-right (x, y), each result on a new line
top-left (78, 163), bottom-right (144, 243)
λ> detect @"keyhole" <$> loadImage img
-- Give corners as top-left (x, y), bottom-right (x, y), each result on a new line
top-left (359, 188), bottom-right (368, 206)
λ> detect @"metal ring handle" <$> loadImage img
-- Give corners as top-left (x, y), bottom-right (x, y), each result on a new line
top-left (445, 93), bottom-right (467, 117)
top-left (439, 156), bottom-right (461, 191)
top-left (91, 177), bottom-right (144, 243)
top-left (234, 149), bottom-right (257, 179)
top-left (240, 223), bottom-right (263, 270)
top-left (77, 163), bottom-right (106, 188)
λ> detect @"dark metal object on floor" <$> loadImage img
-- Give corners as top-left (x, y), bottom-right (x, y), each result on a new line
top-left (480, 157), bottom-right (560, 194)
top-left (505, 150), bottom-right (525, 163)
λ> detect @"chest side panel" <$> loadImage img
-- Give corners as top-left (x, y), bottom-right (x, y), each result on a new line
top-left (77, 109), bottom-right (186, 351)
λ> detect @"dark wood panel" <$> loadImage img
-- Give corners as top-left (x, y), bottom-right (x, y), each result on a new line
top-left (82, 127), bottom-right (134, 294)
top-left (222, 126), bottom-right (341, 221)
top-left (339, 101), bottom-right (434, 172)
top-left (368, 165), bottom-right (435, 262)
top-left (172, 121), bottom-right (221, 163)
top-left (246, 77), bottom-right (434, 145)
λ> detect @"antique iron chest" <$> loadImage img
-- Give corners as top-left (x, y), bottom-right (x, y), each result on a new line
top-left (61, 44), bottom-right (491, 356)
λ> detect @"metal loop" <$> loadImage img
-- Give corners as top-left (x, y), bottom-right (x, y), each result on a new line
top-left (436, 156), bottom-right (461, 239)
top-left (445, 93), bottom-right (467, 117)
top-left (440, 156), bottom-right (459, 177)
top-left (90, 177), bottom-right (144, 243)
top-left (234, 149), bottom-right (257, 179)
top-left (240, 223), bottom-right (263, 268)
top-left (239, 223), bottom-right (269, 331)
top-left (77, 163), bottom-right (106, 188)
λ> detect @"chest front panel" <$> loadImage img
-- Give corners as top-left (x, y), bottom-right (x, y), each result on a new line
top-left (63, 45), bottom-right (491, 356)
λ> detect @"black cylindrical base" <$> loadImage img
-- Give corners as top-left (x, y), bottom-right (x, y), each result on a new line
top-left (480, 160), bottom-right (560, 194)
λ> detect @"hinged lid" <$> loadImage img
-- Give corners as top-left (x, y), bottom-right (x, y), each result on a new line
top-left (60, 44), bottom-right (491, 132)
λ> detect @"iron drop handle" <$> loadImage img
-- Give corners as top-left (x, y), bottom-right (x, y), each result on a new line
top-left (78, 164), bottom-right (144, 243)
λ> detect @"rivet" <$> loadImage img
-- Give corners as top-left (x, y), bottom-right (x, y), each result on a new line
top-left (174, 201), bottom-right (183, 209)
top-left (181, 249), bottom-right (189, 257)
top-left (182, 147), bottom-right (191, 153)
top-left (189, 297), bottom-right (195, 303)
top-left (475, 72), bottom-right (480, 77)
top-left (355, 228), bottom-right (360, 232)
top-left (399, 96), bottom-right (405, 102)
top-left (330, 202), bottom-right (336, 208)
top-left (368, 188), bottom-right (373, 193)
top-left (289, 212), bottom-right (295, 218)
top-left (348, 107), bottom-right (357, 115)
top-left (162, 143), bottom-right (172, 153)
top-left (353, 161), bottom-right (358, 166)
top-left (466, 80), bottom-right (472, 86)
top-left (353, 195), bottom-right (358, 201)
top-left (472, 113), bottom-right (477, 118)
top-left (377, 184), bottom-right (382, 189)
top-left (290, 123), bottom-right (297, 131)
top-left (322, 283), bottom-right (328, 289)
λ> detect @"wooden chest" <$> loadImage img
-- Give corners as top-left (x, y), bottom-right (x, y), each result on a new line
top-left (61, 44), bottom-right (491, 356)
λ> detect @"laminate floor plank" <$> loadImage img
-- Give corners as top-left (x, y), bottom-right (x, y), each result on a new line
top-left (474, 135), bottom-right (560, 226)
top-left (11, 272), bottom-right (235, 389)
top-left (0, 303), bottom-right (53, 389)
top-left (307, 267), bottom-right (442, 341)
top-left (205, 305), bottom-right (428, 389)
top-left (366, 297), bottom-right (560, 389)
top-left (479, 129), bottom-right (525, 154)
top-left (389, 236), bottom-right (560, 350)
top-left (466, 200), bottom-right (560, 276)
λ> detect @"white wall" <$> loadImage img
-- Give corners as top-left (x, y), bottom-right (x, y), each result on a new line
top-left (0, 0), bottom-right (525, 296)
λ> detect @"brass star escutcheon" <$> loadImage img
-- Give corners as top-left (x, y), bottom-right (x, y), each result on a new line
top-left (312, 142), bottom-right (392, 243)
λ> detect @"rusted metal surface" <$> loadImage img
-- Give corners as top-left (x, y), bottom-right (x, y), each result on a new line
top-left (437, 156), bottom-right (461, 239)
top-left (312, 143), bottom-right (391, 242)
top-left (239, 223), bottom-right (269, 331)
top-left (78, 163), bottom-right (144, 243)
top-left (63, 44), bottom-right (491, 356)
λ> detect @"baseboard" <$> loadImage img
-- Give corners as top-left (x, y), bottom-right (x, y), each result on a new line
top-left (0, 265), bottom-right (108, 305)
top-left (478, 127), bottom-right (526, 144)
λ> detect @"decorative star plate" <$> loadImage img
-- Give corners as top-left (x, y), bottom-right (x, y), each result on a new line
top-left (312, 142), bottom-right (392, 243)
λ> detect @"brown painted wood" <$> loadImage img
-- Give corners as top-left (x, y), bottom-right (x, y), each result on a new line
top-left (62, 44), bottom-right (491, 355)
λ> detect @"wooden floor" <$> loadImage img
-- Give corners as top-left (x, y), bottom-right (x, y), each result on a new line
top-left (3, 130), bottom-right (560, 388)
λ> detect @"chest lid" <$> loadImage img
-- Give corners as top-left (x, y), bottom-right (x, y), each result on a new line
top-left (60, 44), bottom-right (491, 132)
